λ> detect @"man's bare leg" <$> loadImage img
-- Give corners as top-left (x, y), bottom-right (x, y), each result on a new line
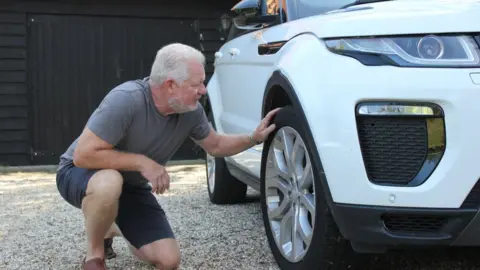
top-left (128, 238), bottom-right (181, 269)
top-left (81, 169), bottom-right (123, 261)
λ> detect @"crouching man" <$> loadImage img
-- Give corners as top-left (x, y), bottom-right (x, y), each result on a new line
top-left (55, 43), bottom-right (279, 270)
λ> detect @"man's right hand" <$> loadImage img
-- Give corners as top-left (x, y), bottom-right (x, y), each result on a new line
top-left (139, 159), bottom-right (170, 194)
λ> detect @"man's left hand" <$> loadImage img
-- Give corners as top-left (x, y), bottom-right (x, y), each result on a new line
top-left (252, 108), bottom-right (281, 143)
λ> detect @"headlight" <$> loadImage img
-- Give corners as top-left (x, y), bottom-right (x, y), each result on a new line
top-left (325, 35), bottom-right (480, 68)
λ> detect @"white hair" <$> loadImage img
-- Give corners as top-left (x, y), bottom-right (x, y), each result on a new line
top-left (149, 43), bottom-right (205, 85)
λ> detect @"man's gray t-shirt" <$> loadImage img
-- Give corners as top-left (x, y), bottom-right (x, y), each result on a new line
top-left (58, 77), bottom-right (211, 186)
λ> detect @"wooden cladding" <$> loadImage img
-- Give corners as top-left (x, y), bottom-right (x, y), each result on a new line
top-left (0, 1), bottom-right (229, 166)
top-left (0, 11), bottom-right (30, 165)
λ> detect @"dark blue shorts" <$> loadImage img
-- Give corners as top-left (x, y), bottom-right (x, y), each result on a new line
top-left (56, 162), bottom-right (175, 249)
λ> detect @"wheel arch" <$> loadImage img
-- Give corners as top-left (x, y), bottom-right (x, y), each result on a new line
top-left (261, 70), bottom-right (345, 231)
top-left (262, 71), bottom-right (296, 118)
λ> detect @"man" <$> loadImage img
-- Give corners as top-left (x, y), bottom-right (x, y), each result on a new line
top-left (56, 43), bottom-right (279, 270)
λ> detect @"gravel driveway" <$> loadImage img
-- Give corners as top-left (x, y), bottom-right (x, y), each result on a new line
top-left (1, 163), bottom-right (480, 270)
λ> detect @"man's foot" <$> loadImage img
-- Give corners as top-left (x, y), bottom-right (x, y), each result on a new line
top-left (104, 238), bottom-right (116, 260)
top-left (82, 257), bottom-right (108, 270)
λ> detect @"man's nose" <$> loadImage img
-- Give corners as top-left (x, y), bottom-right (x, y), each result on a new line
top-left (199, 85), bottom-right (207, 95)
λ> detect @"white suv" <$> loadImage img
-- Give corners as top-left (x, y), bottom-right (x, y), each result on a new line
top-left (203, 0), bottom-right (480, 269)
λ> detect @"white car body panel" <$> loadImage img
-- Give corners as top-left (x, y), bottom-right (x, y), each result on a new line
top-left (214, 29), bottom-right (282, 177)
top-left (207, 0), bottom-right (480, 209)
top-left (292, 0), bottom-right (480, 38)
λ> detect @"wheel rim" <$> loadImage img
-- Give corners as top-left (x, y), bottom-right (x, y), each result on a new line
top-left (265, 126), bottom-right (316, 263)
top-left (206, 121), bottom-right (216, 193)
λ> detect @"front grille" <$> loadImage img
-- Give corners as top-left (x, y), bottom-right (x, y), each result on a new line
top-left (383, 214), bottom-right (448, 234)
top-left (461, 178), bottom-right (480, 209)
top-left (357, 117), bottom-right (428, 185)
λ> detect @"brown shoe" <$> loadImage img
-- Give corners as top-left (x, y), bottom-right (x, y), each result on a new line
top-left (82, 257), bottom-right (108, 270)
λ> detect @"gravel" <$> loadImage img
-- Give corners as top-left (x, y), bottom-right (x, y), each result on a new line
top-left (1, 164), bottom-right (480, 270)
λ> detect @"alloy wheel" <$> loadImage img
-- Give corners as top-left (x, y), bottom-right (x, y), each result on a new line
top-left (265, 126), bottom-right (316, 263)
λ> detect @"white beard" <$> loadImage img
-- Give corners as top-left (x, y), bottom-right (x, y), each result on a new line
top-left (168, 98), bottom-right (197, 113)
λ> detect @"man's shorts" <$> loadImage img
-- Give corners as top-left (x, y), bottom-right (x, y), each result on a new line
top-left (56, 162), bottom-right (175, 249)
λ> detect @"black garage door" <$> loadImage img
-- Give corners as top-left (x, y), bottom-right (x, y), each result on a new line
top-left (27, 13), bottom-right (204, 164)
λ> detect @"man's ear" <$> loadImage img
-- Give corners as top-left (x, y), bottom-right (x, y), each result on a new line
top-left (164, 78), bottom-right (175, 94)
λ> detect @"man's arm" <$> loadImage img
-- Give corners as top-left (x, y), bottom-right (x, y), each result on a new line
top-left (74, 121), bottom-right (170, 194)
top-left (195, 129), bottom-right (257, 157)
top-left (73, 90), bottom-right (150, 171)
top-left (73, 127), bottom-right (149, 171)
top-left (194, 108), bottom-right (281, 157)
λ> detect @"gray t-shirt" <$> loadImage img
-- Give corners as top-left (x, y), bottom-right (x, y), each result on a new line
top-left (58, 77), bottom-right (211, 186)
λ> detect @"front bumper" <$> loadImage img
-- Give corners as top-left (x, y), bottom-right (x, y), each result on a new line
top-left (332, 203), bottom-right (480, 252)
top-left (307, 42), bottom-right (480, 208)
top-left (317, 53), bottom-right (480, 246)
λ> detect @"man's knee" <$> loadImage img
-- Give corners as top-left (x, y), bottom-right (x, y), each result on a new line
top-left (85, 169), bottom-right (123, 200)
top-left (153, 254), bottom-right (181, 270)
top-left (137, 239), bottom-right (181, 270)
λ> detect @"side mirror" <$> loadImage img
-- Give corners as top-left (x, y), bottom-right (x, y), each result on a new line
top-left (231, 0), bottom-right (261, 16)
top-left (230, 0), bottom-right (278, 30)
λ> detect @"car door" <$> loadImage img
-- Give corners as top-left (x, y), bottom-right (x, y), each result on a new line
top-left (216, 0), bottom-right (288, 179)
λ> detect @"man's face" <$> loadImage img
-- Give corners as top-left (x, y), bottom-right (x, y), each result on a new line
top-left (168, 61), bottom-right (206, 113)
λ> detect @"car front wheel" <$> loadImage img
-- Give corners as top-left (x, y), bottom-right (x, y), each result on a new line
top-left (260, 105), bottom-right (360, 270)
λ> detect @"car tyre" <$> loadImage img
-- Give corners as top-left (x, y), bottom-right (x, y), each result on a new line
top-left (205, 110), bottom-right (248, 204)
top-left (260, 105), bottom-right (361, 270)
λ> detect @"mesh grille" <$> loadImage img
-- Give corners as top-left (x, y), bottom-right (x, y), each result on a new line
top-left (357, 117), bottom-right (428, 185)
top-left (383, 214), bottom-right (448, 233)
